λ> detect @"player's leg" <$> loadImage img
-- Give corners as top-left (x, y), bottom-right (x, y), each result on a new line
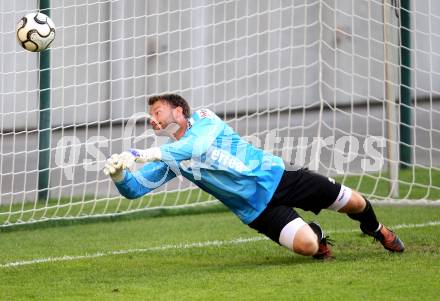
top-left (280, 217), bottom-right (317, 256)
top-left (262, 168), bottom-right (343, 259)
top-left (248, 205), bottom-right (332, 259)
top-left (281, 216), bottom-right (333, 259)
top-left (327, 186), bottom-right (405, 252)
top-left (275, 167), bottom-right (404, 253)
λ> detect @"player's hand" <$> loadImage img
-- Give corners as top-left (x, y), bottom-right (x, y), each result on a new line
top-left (128, 148), bottom-right (162, 163)
top-left (103, 151), bottom-right (135, 181)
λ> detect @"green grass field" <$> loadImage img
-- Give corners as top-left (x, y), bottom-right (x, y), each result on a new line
top-left (1, 205), bottom-right (439, 301)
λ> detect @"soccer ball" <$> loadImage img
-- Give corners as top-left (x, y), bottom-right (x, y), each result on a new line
top-left (16, 12), bottom-right (56, 52)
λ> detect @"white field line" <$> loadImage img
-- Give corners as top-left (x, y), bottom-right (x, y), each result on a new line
top-left (1, 220), bottom-right (439, 269)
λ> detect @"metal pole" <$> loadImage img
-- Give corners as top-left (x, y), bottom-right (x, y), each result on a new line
top-left (399, 0), bottom-right (412, 168)
top-left (383, 0), bottom-right (399, 197)
top-left (38, 0), bottom-right (51, 201)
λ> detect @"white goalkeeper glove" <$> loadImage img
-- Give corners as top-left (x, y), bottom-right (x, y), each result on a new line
top-left (103, 151), bottom-right (136, 182)
top-left (128, 147), bottom-right (162, 163)
top-left (103, 148), bottom-right (162, 182)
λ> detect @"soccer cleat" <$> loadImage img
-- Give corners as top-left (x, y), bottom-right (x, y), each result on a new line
top-left (309, 222), bottom-right (334, 260)
top-left (313, 236), bottom-right (334, 260)
top-left (361, 224), bottom-right (405, 253)
top-left (372, 225), bottom-right (405, 253)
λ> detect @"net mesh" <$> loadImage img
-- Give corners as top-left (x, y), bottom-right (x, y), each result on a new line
top-left (0, 0), bottom-right (439, 227)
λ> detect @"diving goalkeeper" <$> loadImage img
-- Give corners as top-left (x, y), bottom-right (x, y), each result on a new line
top-left (104, 93), bottom-right (404, 259)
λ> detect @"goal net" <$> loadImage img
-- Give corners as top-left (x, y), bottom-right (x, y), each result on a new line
top-left (1, 0), bottom-right (439, 227)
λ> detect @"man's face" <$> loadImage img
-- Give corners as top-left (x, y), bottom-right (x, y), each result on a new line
top-left (148, 100), bottom-right (178, 131)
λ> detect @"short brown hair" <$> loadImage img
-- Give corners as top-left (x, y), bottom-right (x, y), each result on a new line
top-left (148, 93), bottom-right (191, 118)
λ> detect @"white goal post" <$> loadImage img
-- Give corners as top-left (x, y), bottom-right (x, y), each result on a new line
top-left (0, 0), bottom-right (439, 227)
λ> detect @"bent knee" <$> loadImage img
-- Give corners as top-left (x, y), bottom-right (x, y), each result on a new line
top-left (292, 225), bottom-right (319, 256)
top-left (279, 220), bottom-right (319, 256)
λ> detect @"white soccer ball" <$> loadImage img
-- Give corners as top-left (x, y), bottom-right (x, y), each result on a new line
top-left (16, 12), bottom-right (56, 52)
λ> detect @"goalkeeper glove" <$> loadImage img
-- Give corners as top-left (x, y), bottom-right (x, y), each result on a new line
top-left (103, 151), bottom-right (136, 182)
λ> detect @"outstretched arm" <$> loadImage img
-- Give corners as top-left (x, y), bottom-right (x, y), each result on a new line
top-left (113, 161), bottom-right (176, 199)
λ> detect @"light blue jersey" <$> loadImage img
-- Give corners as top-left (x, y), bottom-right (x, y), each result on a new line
top-left (115, 109), bottom-right (285, 224)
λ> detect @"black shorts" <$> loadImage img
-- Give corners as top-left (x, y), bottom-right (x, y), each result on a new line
top-left (248, 168), bottom-right (341, 244)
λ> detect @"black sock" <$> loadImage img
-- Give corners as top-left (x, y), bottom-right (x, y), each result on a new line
top-left (347, 198), bottom-right (380, 235)
top-left (308, 221), bottom-right (324, 241)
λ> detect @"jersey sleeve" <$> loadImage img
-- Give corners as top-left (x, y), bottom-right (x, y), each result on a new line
top-left (159, 110), bottom-right (225, 162)
top-left (114, 161), bottom-right (176, 199)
